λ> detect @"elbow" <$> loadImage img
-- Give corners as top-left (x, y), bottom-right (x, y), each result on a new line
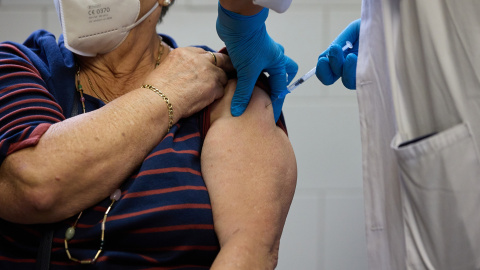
top-left (266, 240), bottom-right (280, 269)
top-left (10, 177), bottom-right (60, 224)
top-left (15, 168), bottom-right (59, 213)
top-left (1, 156), bottom-right (61, 223)
top-left (11, 180), bottom-right (61, 224)
top-left (23, 184), bottom-right (58, 215)
top-left (15, 163), bottom-right (67, 221)
top-left (0, 184), bottom-right (59, 225)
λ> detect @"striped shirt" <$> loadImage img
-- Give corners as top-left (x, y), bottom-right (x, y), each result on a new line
top-left (0, 30), bottom-right (219, 269)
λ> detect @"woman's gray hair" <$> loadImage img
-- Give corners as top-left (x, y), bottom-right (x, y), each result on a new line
top-left (159, 0), bottom-right (175, 23)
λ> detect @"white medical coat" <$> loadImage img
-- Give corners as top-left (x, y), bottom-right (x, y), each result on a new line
top-left (357, 0), bottom-right (480, 269)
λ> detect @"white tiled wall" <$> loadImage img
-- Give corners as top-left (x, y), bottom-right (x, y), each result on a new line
top-left (0, 1), bottom-right (367, 269)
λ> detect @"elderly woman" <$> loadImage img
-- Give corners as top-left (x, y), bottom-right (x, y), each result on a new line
top-left (0, 0), bottom-right (296, 269)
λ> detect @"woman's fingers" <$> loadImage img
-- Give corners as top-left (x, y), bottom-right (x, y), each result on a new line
top-left (144, 47), bottom-right (233, 119)
top-left (210, 52), bottom-right (234, 73)
top-left (183, 47), bottom-right (233, 72)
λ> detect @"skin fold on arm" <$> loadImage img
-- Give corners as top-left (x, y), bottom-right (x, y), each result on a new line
top-left (202, 79), bottom-right (297, 269)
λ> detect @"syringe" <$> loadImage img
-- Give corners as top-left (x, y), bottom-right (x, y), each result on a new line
top-left (275, 41), bottom-right (353, 100)
top-left (284, 67), bottom-right (316, 95)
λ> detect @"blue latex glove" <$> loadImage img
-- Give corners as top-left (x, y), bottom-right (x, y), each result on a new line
top-left (216, 3), bottom-right (298, 122)
top-left (316, 19), bottom-right (360, 90)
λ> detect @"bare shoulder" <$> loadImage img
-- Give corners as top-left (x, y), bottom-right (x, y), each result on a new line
top-left (209, 79), bottom-right (278, 131)
top-left (203, 78), bottom-right (295, 178)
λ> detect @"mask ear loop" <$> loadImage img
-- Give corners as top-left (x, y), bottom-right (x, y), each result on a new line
top-left (122, 2), bottom-right (160, 33)
top-left (102, 1), bottom-right (160, 56)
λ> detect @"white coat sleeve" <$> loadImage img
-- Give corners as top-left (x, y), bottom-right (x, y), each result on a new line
top-left (252, 0), bottom-right (292, 13)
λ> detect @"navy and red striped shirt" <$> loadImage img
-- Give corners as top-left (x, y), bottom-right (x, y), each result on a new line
top-left (0, 30), bottom-right (220, 269)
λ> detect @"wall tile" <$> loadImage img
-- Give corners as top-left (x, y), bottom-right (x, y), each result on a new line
top-left (2, 0), bottom-right (52, 6)
top-left (314, 0), bottom-right (362, 4)
top-left (170, 0), bottom-right (189, 6)
top-left (323, 190), bottom-right (368, 269)
top-left (182, 0), bottom-right (217, 8)
top-left (46, 8), bottom-right (62, 39)
top-left (267, 9), bottom-right (327, 98)
top-left (277, 190), bottom-right (324, 270)
top-left (0, 8), bottom-right (43, 43)
top-left (158, 9), bottom-right (224, 50)
top-left (283, 96), bottom-right (363, 189)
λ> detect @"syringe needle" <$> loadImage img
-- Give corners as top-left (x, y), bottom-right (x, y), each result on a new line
top-left (269, 67), bottom-right (317, 105)
top-left (284, 41), bottom-right (352, 96)
top-left (268, 40), bottom-right (353, 107)
top-left (286, 67), bottom-right (317, 93)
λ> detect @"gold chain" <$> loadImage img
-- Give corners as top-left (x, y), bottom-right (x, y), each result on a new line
top-left (75, 68), bottom-right (86, 114)
top-left (142, 84), bottom-right (174, 132)
top-left (76, 36), bottom-right (165, 104)
top-left (155, 35), bottom-right (165, 68)
top-left (64, 191), bottom-right (120, 264)
top-left (87, 76), bottom-right (109, 103)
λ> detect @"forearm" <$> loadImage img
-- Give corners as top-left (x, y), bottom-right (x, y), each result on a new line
top-left (202, 82), bottom-right (297, 269)
top-left (0, 87), bottom-right (176, 224)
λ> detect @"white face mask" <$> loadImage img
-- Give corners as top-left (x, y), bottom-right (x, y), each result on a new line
top-left (54, 0), bottom-right (159, 57)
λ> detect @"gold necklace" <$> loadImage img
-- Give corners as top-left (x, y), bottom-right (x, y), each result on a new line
top-left (64, 189), bottom-right (121, 264)
top-left (87, 76), bottom-right (109, 103)
top-left (68, 36), bottom-right (165, 264)
top-left (76, 36), bottom-right (165, 105)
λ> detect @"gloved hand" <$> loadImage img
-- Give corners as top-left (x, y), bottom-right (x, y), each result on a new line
top-left (216, 3), bottom-right (298, 122)
top-left (316, 19), bottom-right (360, 90)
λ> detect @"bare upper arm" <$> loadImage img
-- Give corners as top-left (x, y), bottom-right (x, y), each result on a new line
top-left (201, 79), bottom-right (297, 267)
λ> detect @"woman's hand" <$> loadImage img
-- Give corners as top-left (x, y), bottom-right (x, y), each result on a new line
top-left (144, 47), bottom-right (234, 122)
